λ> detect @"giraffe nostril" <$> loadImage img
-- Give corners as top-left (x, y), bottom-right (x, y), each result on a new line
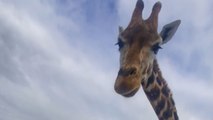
top-left (118, 67), bottom-right (137, 76)
top-left (129, 68), bottom-right (136, 75)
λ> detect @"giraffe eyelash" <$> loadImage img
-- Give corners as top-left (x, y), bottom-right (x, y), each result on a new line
top-left (152, 43), bottom-right (162, 54)
top-left (115, 37), bottom-right (125, 50)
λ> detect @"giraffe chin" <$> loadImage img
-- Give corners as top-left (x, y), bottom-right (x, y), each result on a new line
top-left (122, 87), bottom-right (139, 97)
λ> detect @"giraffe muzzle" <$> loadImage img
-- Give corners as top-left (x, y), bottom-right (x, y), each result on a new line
top-left (118, 67), bottom-right (137, 77)
top-left (114, 67), bottom-right (141, 97)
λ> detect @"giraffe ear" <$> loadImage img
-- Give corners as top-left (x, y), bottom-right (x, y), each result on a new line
top-left (160, 20), bottom-right (181, 44)
top-left (119, 26), bottom-right (124, 34)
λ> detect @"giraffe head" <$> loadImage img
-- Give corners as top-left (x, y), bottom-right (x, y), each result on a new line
top-left (114, 0), bottom-right (180, 97)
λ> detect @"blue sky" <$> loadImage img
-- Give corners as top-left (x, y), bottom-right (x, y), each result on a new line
top-left (0, 0), bottom-right (213, 120)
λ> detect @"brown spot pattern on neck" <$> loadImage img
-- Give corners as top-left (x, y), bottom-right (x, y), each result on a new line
top-left (142, 59), bottom-right (179, 120)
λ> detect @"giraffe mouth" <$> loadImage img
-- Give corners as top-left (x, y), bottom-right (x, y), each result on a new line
top-left (122, 87), bottom-right (139, 97)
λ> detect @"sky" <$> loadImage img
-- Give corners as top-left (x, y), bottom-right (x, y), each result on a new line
top-left (0, 0), bottom-right (213, 120)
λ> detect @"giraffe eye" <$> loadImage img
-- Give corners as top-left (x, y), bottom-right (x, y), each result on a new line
top-left (116, 38), bottom-right (125, 50)
top-left (152, 43), bottom-right (162, 54)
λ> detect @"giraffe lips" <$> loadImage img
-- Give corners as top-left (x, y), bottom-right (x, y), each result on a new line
top-left (122, 87), bottom-right (139, 97)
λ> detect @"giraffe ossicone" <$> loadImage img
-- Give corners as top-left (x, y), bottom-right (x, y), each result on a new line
top-left (114, 0), bottom-right (181, 119)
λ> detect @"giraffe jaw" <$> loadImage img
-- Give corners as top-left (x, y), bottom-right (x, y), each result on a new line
top-left (114, 75), bottom-right (141, 97)
top-left (122, 87), bottom-right (140, 97)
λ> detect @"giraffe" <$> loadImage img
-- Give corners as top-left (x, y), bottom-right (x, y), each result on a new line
top-left (114, 0), bottom-right (181, 120)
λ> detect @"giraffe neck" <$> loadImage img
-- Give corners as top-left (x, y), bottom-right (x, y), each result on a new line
top-left (141, 59), bottom-right (179, 120)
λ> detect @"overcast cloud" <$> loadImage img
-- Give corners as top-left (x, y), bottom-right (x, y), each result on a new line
top-left (0, 0), bottom-right (212, 120)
